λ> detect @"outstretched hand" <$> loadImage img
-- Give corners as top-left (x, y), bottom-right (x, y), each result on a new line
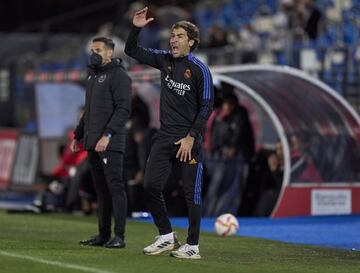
top-left (133, 7), bottom-right (154, 28)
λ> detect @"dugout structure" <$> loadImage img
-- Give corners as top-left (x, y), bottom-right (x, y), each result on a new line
top-left (213, 65), bottom-right (360, 217)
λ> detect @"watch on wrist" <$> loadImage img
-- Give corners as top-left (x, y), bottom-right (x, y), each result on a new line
top-left (105, 133), bottom-right (112, 139)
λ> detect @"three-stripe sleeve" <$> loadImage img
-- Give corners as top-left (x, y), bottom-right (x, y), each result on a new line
top-left (188, 55), bottom-right (214, 138)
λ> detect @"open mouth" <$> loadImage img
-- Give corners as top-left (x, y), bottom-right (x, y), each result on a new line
top-left (171, 45), bottom-right (179, 54)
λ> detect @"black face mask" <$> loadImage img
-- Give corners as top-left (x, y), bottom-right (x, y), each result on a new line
top-left (90, 53), bottom-right (102, 67)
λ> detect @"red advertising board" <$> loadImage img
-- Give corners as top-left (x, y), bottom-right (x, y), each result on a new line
top-left (0, 129), bottom-right (18, 190)
top-left (272, 185), bottom-right (360, 217)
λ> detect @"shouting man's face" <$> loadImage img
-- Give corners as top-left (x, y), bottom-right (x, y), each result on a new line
top-left (170, 27), bottom-right (194, 58)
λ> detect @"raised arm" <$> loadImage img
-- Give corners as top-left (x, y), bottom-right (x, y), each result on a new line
top-left (125, 7), bottom-right (168, 70)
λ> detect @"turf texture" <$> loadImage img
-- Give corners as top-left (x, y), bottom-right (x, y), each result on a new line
top-left (0, 210), bottom-right (359, 273)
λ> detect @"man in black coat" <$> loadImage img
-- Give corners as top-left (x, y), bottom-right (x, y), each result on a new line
top-left (71, 37), bottom-right (131, 248)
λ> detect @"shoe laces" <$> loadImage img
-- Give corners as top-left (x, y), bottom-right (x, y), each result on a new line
top-left (108, 237), bottom-right (117, 244)
top-left (178, 244), bottom-right (190, 252)
top-left (178, 244), bottom-right (197, 252)
top-left (149, 235), bottom-right (169, 248)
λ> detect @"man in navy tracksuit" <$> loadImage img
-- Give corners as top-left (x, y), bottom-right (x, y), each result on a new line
top-left (125, 7), bottom-right (213, 259)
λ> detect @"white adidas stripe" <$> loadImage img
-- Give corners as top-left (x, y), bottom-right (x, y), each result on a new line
top-left (0, 250), bottom-right (116, 273)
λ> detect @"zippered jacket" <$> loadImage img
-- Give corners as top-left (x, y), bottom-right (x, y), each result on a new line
top-left (74, 58), bottom-right (132, 152)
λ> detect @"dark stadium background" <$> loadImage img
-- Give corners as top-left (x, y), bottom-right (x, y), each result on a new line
top-left (0, 0), bottom-right (194, 32)
top-left (0, 0), bottom-right (360, 220)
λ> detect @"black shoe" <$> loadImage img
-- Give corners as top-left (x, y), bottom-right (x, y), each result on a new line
top-left (79, 235), bottom-right (109, 246)
top-left (104, 236), bottom-right (126, 248)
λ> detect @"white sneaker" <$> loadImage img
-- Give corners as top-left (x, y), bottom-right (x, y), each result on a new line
top-left (170, 244), bottom-right (201, 259)
top-left (143, 232), bottom-right (181, 255)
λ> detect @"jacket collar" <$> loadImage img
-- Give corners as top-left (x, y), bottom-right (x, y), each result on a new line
top-left (88, 58), bottom-right (125, 73)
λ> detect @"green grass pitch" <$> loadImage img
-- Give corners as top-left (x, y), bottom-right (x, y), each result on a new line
top-left (0, 210), bottom-right (359, 273)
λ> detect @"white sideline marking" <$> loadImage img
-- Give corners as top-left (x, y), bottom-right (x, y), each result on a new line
top-left (0, 251), bottom-right (116, 273)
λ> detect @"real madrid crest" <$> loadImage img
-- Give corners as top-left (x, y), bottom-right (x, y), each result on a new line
top-left (184, 69), bottom-right (191, 79)
top-left (98, 74), bottom-right (107, 83)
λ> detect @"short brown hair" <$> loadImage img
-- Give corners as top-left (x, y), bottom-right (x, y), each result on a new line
top-left (171, 21), bottom-right (200, 52)
top-left (92, 37), bottom-right (115, 50)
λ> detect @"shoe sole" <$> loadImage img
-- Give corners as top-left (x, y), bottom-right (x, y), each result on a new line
top-left (79, 243), bottom-right (106, 247)
top-left (143, 243), bottom-right (181, 256)
top-left (105, 245), bottom-right (126, 249)
top-left (80, 245), bottom-right (105, 247)
top-left (170, 252), bottom-right (201, 260)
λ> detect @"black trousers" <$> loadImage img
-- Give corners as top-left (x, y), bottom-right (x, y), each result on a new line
top-left (144, 133), bottom-right (203, 245)
top-left (88, 150), bottom-right (127, 239)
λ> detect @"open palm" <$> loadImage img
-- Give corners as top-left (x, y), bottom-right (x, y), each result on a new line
top-left (133, 7), bottom-right (154, 28)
